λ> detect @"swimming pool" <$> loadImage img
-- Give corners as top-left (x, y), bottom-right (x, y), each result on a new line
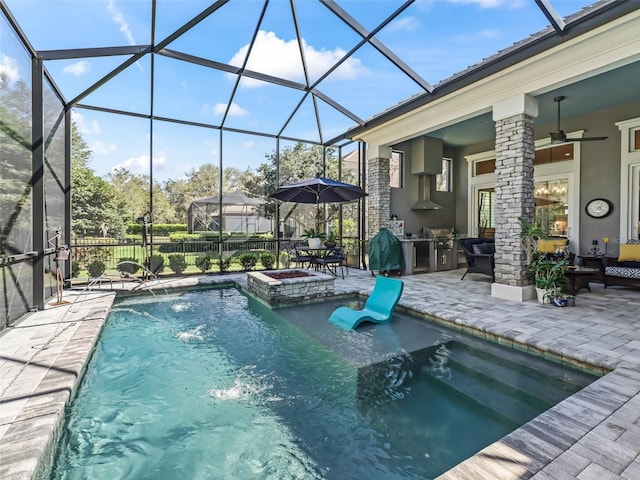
top-left (50, 287), bottom-right (597, 479)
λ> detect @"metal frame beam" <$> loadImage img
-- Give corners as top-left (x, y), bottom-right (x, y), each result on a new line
top-left (320, 0), bottom-right (432, 93)
top-left (38, 45), bottom-right (150, 60)
top-left (535, 0), bottom-right (566, 34)
top-left (31, 57), bottom-right (45, 310)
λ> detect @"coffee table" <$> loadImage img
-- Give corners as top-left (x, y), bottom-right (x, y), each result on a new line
top-left (564, 266), bottom-right (598, 295)
top-left (577, 255), bottom-right (615, 282)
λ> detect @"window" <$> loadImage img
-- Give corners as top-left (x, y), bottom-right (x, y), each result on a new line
top-left (436, 158), bottom-right (452, 192)
top-left (478, 188), bottom-right (495, 238)
top-left (390, 151), bottom-right (403, 188)
top-left (466, 143), bottom-right (579, 241)
top-left (534, 179), bottom-right (569, 236)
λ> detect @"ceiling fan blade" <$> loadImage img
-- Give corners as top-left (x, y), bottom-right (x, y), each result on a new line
top-left (549, 96), bottom-right (607, 143)
top-left (565, 136), bottom-right (608, 142)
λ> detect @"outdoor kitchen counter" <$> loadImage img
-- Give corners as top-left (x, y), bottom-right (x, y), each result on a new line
top-left (397, 236), bottom-right (467, 275)
top-left (398, 238), bottom-right (433, 275)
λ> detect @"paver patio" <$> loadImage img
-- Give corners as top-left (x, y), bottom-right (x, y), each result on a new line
top-left (1, 268), bottom-right (639, 479)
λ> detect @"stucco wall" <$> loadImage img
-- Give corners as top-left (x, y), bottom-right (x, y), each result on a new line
top-left (388, 99), bottom-right (640, 255)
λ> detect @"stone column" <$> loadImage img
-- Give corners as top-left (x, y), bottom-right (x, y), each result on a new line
top-left (491, 94), bottom-right (538, 302)
top-left (367, 145), bottom-right (392, 239)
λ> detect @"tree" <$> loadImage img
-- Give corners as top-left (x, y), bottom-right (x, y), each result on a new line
top-left (71, 122), bottom-right (127, 237)
top-left (164, 164), bottom-right (220, 223)
top-left (164, 164), bottom-right (261, 225)
top-left (256, 143), bottom-right (356, 235)
top-left (0, 75), bottom-right (33, 253)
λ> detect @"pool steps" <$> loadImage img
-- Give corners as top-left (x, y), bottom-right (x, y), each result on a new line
top-left (357, 340), bottom-right (595, 426)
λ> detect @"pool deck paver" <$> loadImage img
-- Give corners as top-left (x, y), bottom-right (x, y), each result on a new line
top-left (1, 269), bottom-right (640, 479)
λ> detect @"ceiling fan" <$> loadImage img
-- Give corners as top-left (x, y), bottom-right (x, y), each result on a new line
top-left (549, 96), bottom-right (608, 144)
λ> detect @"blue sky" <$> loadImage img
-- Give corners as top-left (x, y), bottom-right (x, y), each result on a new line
top-left (2, 0), bottom-right (595, 183)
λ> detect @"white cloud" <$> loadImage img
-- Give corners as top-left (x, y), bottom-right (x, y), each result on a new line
top-left (91, 140), bottom-right (117, 155)
top-left (385, 16), bottom-right (421, 33)
top-left (204, 139), bottom-right (218, 157)
top-left (229, 30), bottom-right (367, 87)
top-left (0, 55), bottom-right (20, 82)
top-left (113, 151), bottom-right (166, 174)
top-left (107, 0), bottom-right (136, 45)
top-left (453, 28), bottom-right (501, 44)
top-left (242, 140), bottom-right (255, 149)
top-left (478, 29), bottom-right (500, 39)
top-left (72, 111), bottom-right (100, 135)
top-left (63, 61), bottom-right (91, 76)
top-left (213, 102), bottom-right (248, 117)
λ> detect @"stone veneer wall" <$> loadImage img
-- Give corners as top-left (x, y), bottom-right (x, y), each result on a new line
top-left (247, 270), bottom-right (335, 305)
top-left (493, 113), bottom-right (535, 287)
top-left (367, 156), bottom-right (391, 239)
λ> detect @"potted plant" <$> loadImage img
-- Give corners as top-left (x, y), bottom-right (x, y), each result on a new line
top-left (325, 230), bottom-right (339, 248)
top-left (544, 287), bottom-right (575, 307)
top-left (302, 228), bottom-right (325, 249)
top-left (529, 253), bottom-right (569, 303)
top-left (518, 217), bottom-right (549, 267)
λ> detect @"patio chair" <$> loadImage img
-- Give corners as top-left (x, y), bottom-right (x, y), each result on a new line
top-left (291, 246), bottom-right (313, 269)
top-left (313, 245), bottom-right (347, 278)
top-left (460, 238), bottom-right (495, 281)
top-left (328, 276), bottom-right (404, 330)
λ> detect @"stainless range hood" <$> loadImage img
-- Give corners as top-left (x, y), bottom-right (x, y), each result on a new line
top-left (411, 174), bottom-right (444, 211)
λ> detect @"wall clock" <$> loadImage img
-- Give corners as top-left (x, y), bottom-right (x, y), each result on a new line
top-left (585, 198), bottom-right (613, 218)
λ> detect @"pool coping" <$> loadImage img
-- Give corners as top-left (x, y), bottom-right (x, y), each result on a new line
top-left (1, 270), bottom-right (639, 479)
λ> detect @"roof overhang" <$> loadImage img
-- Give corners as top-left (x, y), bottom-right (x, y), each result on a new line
top-left (346, 2), bottom-right (640, 150)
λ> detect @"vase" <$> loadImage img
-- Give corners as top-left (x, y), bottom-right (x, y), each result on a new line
top-left (307, 237), bottom-right (322, 249)
top-left (535, 287), bottom-right (550, 304)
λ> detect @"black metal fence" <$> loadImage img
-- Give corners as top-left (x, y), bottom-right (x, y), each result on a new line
top-left (69, 236), bottom-right (366, 280)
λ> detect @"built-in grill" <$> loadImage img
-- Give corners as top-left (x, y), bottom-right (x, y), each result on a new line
top-left (422, 227), bottom-right (455, 271)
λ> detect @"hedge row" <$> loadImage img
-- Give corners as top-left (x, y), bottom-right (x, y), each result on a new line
top-left (126, 223), bottom-right (188, 235)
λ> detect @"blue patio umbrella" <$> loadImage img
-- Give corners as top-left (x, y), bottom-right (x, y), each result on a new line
top-left (269, 177), bottom-right (367, 204)
top-left (269, 176), bottom-right (367, 234)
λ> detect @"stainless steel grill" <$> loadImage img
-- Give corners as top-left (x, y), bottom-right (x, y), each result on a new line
top-left (423, 227), bottom-right (455, 271)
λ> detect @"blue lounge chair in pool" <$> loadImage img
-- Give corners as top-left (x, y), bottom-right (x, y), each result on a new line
top-left (328, 276), bottom-right (404, 330)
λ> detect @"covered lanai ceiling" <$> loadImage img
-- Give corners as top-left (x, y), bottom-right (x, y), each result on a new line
top-left (2, 0), bottom-right (604, 147)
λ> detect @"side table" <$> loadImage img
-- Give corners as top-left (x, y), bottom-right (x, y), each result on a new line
top-left (564, 266), bottom-right (598, 295)
top-left (577, 255), bottom-right (615, 282)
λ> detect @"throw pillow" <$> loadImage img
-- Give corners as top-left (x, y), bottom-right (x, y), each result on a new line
top-left (537, 238), bottom-right (568, 254)
top-left (472, 242), bottom-right (494, 255)
top-left (618, 243), bottom-right (640, 262)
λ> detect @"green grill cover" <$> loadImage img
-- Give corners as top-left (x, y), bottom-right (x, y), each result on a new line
top-left (369, 228), bottom-right (405, 272)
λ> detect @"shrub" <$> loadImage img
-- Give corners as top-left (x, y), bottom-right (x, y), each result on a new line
top-left (146, 254), bottom-right (165, 275)
top-left (195, 254), bottom-right (213, 273)
top-left (279, 251), bottom-right (290, 269)
top-left (117, 257), bottom-right (140, 274)
top-left (75, 246), bottom-right (110, 268)
top-left (260, 252), bottom-right (276, 270)
top-left (239, 252), bottom-right (258, 271)
top-left (168, 254), bottom-right (187, 274)
top-left (87, 260), bottom-right (106, 278)
top-left (71, 260), bottom-right (80, 278)
top-left (127, 223), bottom-right (188, 236)
top-left (124, 234), bottom-right (143, 244)
top-left (220, 257), bottom-right (231, 272)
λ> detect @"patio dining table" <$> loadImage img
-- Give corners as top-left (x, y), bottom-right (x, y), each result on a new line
top-left (297, 245), bottom-right (343, 276)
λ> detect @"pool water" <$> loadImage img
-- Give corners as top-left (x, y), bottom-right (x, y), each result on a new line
top-left (50, 287), bottom-right (597, 480)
